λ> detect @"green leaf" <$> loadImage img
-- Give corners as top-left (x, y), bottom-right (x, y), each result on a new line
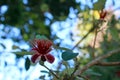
top-left (93, 0), bottom-right (106, 10)
top-left (41, 70), bottom-right (49, 73)
top-left (109, 28), bottom-right (119, 41)
top-left (84, 69), bottom-right (102, 76)
top-left (12, 45), bottom-right (20, 49)
top-left (36, 35), bottom-right (48, 40)
top-left (62, 50), bottom-right (78, 61)
top-left (0, 43), bottom-right (6, 49)
top-left (13, 51), bottom-right (32, 55)
top-left (25, 57), bottom-right (31, 70)
top-left (62, 68), bottom-right (74, 75)
top-left (13, 51), bottom-right (32, 58)
top-left (54, 46), bottom-right (71, 51)
top-left (39, 75), bottom-right (45, 79)
top-left (40, 3), bottom-right (49, 12)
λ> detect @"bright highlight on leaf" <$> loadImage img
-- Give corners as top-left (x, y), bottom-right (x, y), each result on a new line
top-left (62, 50), bottom-right (78, 61)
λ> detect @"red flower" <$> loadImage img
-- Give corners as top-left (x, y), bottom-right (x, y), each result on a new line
top-left (100, 10), bottom-right (107, 20)
top-left (31, 39), bottom-right (55, 63)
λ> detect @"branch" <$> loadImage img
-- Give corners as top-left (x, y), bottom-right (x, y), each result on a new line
top-left (74, 48), bottom-right (120, 76)
top-left (72, 27), bottom-right (95, 50)
top-left (96, 62), bottom-right (120, 66)
top-left (72, 19), bottom-right (108, 50)
top-left (43, 65), bottom-right (59, 79)
top-left (92, 28), bottom-right (98, 58)
top-left (78, 75), bottom-right (90, 80)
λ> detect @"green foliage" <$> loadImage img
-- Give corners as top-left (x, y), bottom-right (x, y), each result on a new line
top-left (13, 51), bottom-right (32, 55)
top-left (62, 50), bottom-right (78, 61)
top-left (45, 0), bottom-right (76, 18)
top-left (90, 66), bottom-right (120, 80)
top-left (41, 70), bottom-right (49, 73)
top-left (0, 43), bottom-right (6, 49)
top-left (39, 60), bottom-right (45, 66)
top-left (109, 27), bottom-right (119, 41)
top-left (93, 0), bottom-right (106, 10)
top-left (4, 0), bottom-right (24, 25)
top-left (35, 35), bottom-right (48, 40)
top-left (1, 0), bottom-right (120, 80)
top-left (25, 57), bottom-right (31, 70)
top-left (84, 69), bottom-right (102, 77)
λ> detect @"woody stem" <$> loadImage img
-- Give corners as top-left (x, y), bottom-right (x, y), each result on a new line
top-left (43, 65), bottom-right (59, 79)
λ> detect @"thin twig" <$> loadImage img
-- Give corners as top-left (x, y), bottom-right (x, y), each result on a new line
top-left (92, 28), bottom-right (98, 58)
top-left (72, 27), bottom-right (95, 50)
top-left (71, 61), bottom-right (80, 77)
top-left (78, 75), bottom-right (90, 80)
top-left (74, 48), bottom-right (120, 76)
top-left (43, 65), bottom-right (59, 79)
top-left (96, 62), bottom-right (120, 66)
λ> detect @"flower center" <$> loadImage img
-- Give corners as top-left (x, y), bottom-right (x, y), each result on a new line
top-left (41, 56), bottom-right (46, 62)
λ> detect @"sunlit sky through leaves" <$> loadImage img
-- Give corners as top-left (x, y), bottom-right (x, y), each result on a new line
top-left (0, 0), bottom-right (120, 80)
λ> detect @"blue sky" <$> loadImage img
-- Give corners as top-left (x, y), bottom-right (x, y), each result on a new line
top-left (0, 0), bottom-right (120, 80)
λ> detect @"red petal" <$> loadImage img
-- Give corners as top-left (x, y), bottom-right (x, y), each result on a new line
top-left (31, 53), bottom-right (40, 63)
top-left (31, 47), bottom-right (37, 50)
top-left (45, 54), bottom-right (55, 63)
top-left (100, 10), bottom-right (107, 19)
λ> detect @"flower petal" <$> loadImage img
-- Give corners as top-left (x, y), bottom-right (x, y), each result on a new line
top-left (31, 53), bottom-right (40, 63)
top-left (45, 54), bottom-right (55, 63)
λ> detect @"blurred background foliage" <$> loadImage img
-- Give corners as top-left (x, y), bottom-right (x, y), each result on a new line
top-left (0, 0), bottom-right (120, 80)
